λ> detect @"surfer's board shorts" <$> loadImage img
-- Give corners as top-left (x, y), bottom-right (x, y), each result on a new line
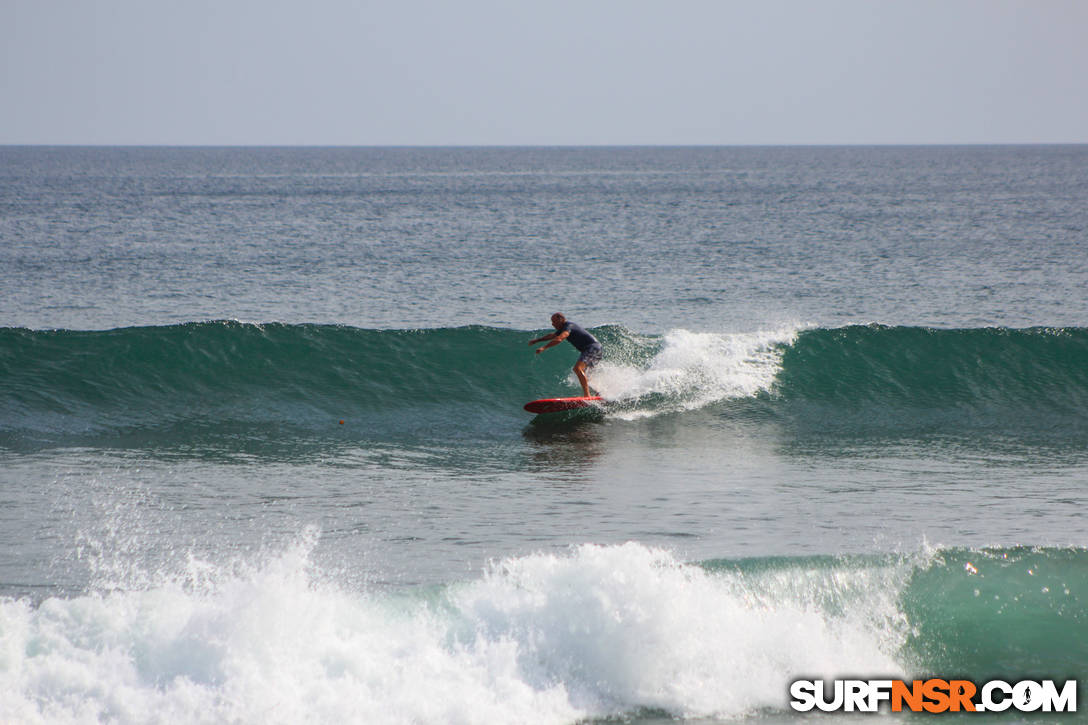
top-left (578, 343), bottom-right (603, 368)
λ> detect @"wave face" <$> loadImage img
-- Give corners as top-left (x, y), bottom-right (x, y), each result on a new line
top-left (0, 322), bottom-right (549, 448)
top-left (773, 325), bottom-right (1088, 433)
top-left (3, 323), bottom-right (1088, 449)
top-left (0, 541), bottom-right (1083, 724)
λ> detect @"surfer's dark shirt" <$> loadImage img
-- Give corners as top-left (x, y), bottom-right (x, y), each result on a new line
top-left (562, 322), bottom-right (599, 352)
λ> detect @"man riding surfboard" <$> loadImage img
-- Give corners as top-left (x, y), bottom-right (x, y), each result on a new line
top-left (529, 313), bottom-right (603, 397)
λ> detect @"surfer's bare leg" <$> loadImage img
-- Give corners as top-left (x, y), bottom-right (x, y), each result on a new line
top-left (573, 360), bottom-right (592, 397)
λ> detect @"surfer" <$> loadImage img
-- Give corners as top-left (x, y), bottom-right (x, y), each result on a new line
top-left (529, 313), bottom-right (603, 397)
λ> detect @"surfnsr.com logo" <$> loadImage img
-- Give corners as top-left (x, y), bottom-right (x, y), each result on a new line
top-left (789, 679), bottom-right (1077, 713)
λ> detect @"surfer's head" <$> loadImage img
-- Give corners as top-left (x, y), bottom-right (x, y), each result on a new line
top-left (550, 313), bottom-right (566, 330)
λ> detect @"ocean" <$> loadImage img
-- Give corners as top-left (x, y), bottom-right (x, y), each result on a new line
top-left (1, 145), bottom-right (1086, 723)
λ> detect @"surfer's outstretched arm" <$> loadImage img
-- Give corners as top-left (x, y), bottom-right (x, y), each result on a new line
top-left (532, 330), bottom-right (569, 354)
top-left (528, 332), bottom-right (557, 345)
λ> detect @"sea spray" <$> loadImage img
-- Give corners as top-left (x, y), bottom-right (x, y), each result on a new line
top-left (591, 327), bottom-right (799, 419)
top-left (0, 533), bottom-right (580, 725)
top-left (450, 542), bottom-right (905, 718)
top-left (4, 539), bottom-right (1087, 723)
top-left (0, 539), bottom-right (935, 724)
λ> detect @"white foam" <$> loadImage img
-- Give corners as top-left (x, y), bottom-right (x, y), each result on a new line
top-left (589, 327), bottom-right (802, 420)
top-left (0, 540), bottom-right (907, 724)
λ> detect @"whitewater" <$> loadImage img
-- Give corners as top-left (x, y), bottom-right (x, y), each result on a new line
top-left (3, 537), bottom-right (1083, 724)
top-left (0, 539), bottom-right (900, 724)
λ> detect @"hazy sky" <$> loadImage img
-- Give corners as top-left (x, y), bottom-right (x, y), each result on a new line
top-left (2, 0), bottom-right (1086, 145)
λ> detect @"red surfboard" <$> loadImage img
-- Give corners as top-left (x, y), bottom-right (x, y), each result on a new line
top-left (523, 396), bottom-right (603, 414)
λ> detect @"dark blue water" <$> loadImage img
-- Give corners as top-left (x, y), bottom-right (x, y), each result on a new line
top-left (1, 146), bottom-right (1086, 723)
top-left (4, 145), bottom-right (1086, 332)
